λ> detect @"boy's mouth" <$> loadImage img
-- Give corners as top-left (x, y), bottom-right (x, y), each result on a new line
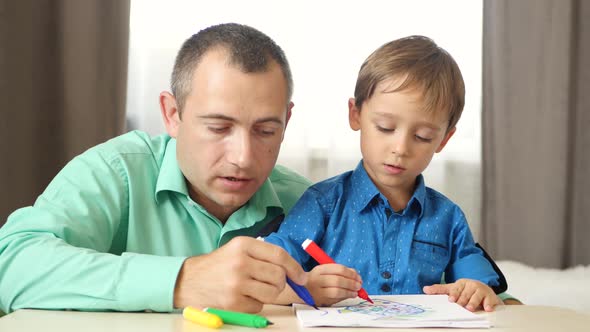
top-left (384, 163), bottom-right (406, 174)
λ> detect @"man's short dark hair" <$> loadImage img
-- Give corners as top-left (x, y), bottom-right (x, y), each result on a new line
top-left (171, 23), bottom-right (293, 114)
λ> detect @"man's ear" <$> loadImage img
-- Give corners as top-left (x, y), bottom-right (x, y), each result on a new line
top-left (285, 101), bottom-right (294, 127)
top-left (436, 126), bottom-right (456, 153)
top-left (348, 98), bottom-right (361, 131)
top-left (159, 91), bottom-right (181, 138)
top-left (280, 101), bottom-right (294, 142)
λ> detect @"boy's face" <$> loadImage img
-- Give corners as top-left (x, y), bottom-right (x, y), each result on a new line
top-left (349, 78), bottom-right (455, 200)
top-left (161, 49), bottom-right (292, 222)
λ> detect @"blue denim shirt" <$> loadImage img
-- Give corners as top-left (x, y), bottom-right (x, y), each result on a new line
top-left (265, 161), bottom-right (499, 295)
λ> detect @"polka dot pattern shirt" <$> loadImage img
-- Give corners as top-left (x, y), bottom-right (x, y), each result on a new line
top-left (265, 161), bottom-right (499, 295)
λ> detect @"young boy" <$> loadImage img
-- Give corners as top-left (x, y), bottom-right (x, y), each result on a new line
top-left (265, 35), bottom-right (501, 312)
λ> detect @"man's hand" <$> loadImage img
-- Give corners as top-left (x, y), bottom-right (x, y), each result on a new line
top-left (423, 278), bottom-right (500, 312)
top-left (173, 236), bottom-right (307, 313)
top-left (304, 264), bottom-right (362, 306)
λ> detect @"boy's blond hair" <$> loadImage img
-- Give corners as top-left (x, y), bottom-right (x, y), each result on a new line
top-left (354, 35), bottom-right (465, 131)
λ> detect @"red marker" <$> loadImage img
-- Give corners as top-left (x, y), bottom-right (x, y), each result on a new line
top-left (302, 238), bottom-right (374, 304)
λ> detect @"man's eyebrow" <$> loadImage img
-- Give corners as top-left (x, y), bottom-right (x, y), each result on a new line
top-left (254, 116), bottom-right (284, 126)
top-left (198, 114), bottom-right (236, 121)
top-left (198, 114), bottom-right (284, 125)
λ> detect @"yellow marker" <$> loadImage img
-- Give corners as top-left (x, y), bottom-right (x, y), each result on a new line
top-left (183, 306), bottom-right (223, 329)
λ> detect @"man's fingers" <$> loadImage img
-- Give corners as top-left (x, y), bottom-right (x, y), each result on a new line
top-left (241, 278), bottom-right (282, 306)
top-left (220, 292), bottom-right (264, 314)
top-left (241, 237), bottom-right (307, 284)
top-left (246, 256), bottom-right (287, 290)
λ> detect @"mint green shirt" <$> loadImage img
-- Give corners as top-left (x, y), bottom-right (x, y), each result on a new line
top-left (0, 131), bottom-right (311, 314)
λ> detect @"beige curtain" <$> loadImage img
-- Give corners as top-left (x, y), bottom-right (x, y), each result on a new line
top-left (0, 0), bottom-right (129, 224)
top-left (482, 0), bottom-right (590, 268)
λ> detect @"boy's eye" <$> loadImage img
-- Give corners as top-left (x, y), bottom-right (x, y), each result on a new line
top-left (376, 125), bottom-right (394, 133)
top-left (415, 135), bottom-right (433, 143)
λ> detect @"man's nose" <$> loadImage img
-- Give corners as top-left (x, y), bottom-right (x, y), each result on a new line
top-left (227, 132), bottom-right (255, 168)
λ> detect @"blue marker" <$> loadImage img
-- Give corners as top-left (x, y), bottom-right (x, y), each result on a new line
top-left (256, 237), bottom-right (318, 310)
top-left (286, 276), bottom-right (319, 310)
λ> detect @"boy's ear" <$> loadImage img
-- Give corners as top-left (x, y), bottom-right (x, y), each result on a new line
top-left (436, 126), bottom-right (456, 153)
top-left (160, 91), bottom-right (181, 138)
top-left (348, 98), bottom-right (361, 131)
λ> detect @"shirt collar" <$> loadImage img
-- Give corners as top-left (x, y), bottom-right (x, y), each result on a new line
top-left (155, 138), bottom-right (189, 203)
top-left (350, 160), bottom-right (426, 217)
top-left (223, 178), bottom-right (285, 233)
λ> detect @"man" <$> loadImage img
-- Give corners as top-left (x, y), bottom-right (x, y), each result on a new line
top-left (0, 23), bottom-right (310, 314)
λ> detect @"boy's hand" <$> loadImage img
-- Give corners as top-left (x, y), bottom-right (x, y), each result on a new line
top-left (305, 264), bottom-right (363, 306)
top-left (423, 278), bottom-right (500, 312)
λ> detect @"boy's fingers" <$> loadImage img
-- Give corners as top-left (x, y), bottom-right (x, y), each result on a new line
top-left (315, 264), bottom-right (362, 282)
top-left (465, 289), bottom-right (484, 311)
top-left (315, 274), bottom-right (362, 292)
top-left (423, 284), bottom-right (451, 295)
top-left (451, 282), bottom-right (466, 300)
top-left (456, 285), bottom-right (476, 307)
top-left (483, 293), bottom-right (500, 312)
top-left (320, 286), bottom-right (358, 300)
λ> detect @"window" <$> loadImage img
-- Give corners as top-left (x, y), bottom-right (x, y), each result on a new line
top-left (126, 0), bottom-right (484, 238)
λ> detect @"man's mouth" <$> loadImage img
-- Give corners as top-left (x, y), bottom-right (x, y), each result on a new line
top-left (223, 176), bottom-right (248, 182)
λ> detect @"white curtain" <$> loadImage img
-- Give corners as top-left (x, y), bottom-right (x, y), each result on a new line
top-left (126, 0), bottom-right (484, 238)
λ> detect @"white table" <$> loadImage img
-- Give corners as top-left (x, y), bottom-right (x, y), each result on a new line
top-left (1, 304), bottom-right (589, 331)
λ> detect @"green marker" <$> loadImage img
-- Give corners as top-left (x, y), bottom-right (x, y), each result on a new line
top-left (203, 308), bottom-right (273, 328)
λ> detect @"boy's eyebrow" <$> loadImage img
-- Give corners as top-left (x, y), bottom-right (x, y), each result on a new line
top-left (373, 112), bottom-right (443, 131)
top-left (198, 114), bottom-right (284, 125)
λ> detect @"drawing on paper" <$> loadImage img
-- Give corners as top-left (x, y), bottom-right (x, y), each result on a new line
top-left (338, 298), bottom-right (433, 319)
top-left (294, 295), bottom-right (491, 328)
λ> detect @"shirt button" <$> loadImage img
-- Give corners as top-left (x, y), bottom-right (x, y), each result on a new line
top-left (381, 271), bottom-right (392, 279)
top-left (385, 209), bottom-right (392, 218)
top-left (380, 284), bottom-right (391, 292)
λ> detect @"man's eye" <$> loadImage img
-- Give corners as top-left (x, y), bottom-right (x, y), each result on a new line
top-left (208, 126), bottom-right (229, 134)
top-left (415, 135), bottom-right (433, 143)
top-left (257, 128), bottom-right (276, 137)
top-left (376, 125), bottom-right (394, 133)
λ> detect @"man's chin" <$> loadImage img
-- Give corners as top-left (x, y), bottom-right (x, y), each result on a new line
top-left (217, 193), bottom-right (254, 210)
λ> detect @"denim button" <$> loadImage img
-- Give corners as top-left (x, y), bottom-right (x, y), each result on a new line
top-left (380, 284), bottom-right (391, 292)
top-left (381, 271), bottom-right (392, 279)
top-left (385, 209), bottom-right (392, 218)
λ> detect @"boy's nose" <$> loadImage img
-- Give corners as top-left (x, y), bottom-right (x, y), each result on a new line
top-left (392, 134), bottom-right (410, 156)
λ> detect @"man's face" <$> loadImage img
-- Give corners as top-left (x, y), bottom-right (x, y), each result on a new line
top-left (164, 49), bottom-right (292, 221)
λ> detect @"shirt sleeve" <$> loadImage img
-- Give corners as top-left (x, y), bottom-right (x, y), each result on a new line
top-left (264, 187), bottom-right (328, 270)
top-left (445, 207), bottom-right (500, 287)
top-left (0, 150), bottom-right (185, 313)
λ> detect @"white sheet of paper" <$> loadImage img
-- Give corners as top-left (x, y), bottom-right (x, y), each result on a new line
top-left (294, 294), bottom-right (491, 328)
